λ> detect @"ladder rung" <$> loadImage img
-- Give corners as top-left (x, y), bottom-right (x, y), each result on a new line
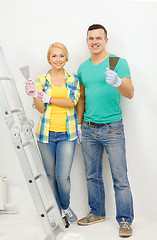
top-left (34, 173), bottom-right (42, 180)
top-left (22, 142), bottom-right (31, 147)
top-left (0, 76), bottom-right (11, 80)
top-left (11, 109), bottom-right (21, 113)
top-left (46, 205), bottom-right (54, 214)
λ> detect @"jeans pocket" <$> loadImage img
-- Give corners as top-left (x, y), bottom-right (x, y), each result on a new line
top-left (82, 122), bottom-right (91, 138)
top-left (107, 130), bottom-right (122, 136)
top-left (107, 120), bottom-right (123, 136)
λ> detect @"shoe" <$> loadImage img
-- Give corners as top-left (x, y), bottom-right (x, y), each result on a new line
top-left (119, 218), bottom-right (132, 238)
top-left (77, 213), bottom-right (105, 226)
top-left (63, 207), bottom-right (78, 224)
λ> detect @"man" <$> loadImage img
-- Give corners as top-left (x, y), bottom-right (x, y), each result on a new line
top-left (76, 24), bottom-right (134, 238)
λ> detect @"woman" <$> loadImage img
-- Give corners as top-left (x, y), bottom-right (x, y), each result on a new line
top-left (25, 42), bottom-right (80, 224)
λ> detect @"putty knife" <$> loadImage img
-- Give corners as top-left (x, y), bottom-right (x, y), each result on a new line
top-left (19, 65), bottom-right (30, 81)
top-left (109, 57), bottom-right (120, 70)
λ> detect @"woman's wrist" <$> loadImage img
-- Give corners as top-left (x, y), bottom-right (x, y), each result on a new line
top-left (49, 97), bottom-right (52, 104)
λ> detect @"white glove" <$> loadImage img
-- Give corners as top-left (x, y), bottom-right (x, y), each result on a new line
top-left (37, 91), bottom-right (52, 104)
top-left (105, 68), bottom-right (122, 87)
top-left (25, 80), bottom-right (38, 98)
top-left (77, 123), bottom-right (82, 144)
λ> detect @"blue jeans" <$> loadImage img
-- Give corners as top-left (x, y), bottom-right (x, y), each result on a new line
top-left (37, 131), bottom-right (76, 212)
top-left (82, 120), bottom-right (134, 224)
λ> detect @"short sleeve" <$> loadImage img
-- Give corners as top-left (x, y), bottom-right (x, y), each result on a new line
top-left (115, 58), bottom-right (131, 79)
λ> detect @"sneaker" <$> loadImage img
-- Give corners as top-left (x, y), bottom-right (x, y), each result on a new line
top-left (119, 218), bottom-right (132, 238)
top-left (77, 213), bottom-right (105, 226)
top-left (63, 207), bottom-right (78, 224)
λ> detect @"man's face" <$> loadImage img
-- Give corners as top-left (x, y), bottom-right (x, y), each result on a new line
top-left (86, 29), bottom-right (108, 54)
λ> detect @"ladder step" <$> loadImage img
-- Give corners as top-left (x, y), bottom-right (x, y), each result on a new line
top-left (46, 205), bottom-right (54, 214)
top-left (0, 76), bottom-right (11, 80)
top-left (34, 173), bottom-right (42, 180)
top-left (11, 109), bottom-right (21, 113)
top-left (22, 142), bottom-right (31, 147)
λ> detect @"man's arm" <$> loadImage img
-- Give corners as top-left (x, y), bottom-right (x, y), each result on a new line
top-left (117, 77), bottom-right (134, 99)
top-left (105, 69), bottom-right (134, 99)
top-left (76, 84), bottom-right (85, 123)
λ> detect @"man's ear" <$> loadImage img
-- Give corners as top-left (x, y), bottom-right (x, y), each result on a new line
top-left (105, 38), bottom-right (108, 45)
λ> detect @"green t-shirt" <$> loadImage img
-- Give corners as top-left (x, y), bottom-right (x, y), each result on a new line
top-left (78, 54), bottom-right (131, 123)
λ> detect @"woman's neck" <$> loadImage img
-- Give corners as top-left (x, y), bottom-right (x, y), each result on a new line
top-left (50, 67), bottom-right (65, 86)
top-left (51, 67), bottom-right (64, 76)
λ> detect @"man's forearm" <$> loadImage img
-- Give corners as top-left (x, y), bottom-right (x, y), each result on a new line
top-left (117, 78), bottom-right (134, 99)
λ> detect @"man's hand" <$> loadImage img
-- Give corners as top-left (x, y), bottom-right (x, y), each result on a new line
top-left (105, 68), bottom-right (122, 87)
top-left (37, 91), bottom-right (52, 104)
top-left (77, 123), bottom-right (82, 144)
top-left (25, 80), bottom-right (38, 98)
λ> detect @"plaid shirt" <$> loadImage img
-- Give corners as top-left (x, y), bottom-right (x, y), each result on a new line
top-left (35, 69), bottom-right (80, 143)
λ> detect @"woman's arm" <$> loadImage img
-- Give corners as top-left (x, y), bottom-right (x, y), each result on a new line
top-left (50, 97), bottom-right (75, 108)
top-left (33, 97), bottom-right (45, 113)
top-left (38, 91), bottom-right (75, 108)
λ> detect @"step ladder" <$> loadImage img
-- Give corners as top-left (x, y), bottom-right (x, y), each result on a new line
top-left (0, 46), bottom-right (66, 240)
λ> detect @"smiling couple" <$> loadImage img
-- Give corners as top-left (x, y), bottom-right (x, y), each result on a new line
top-left (25, 24), bottom-right (134, 238)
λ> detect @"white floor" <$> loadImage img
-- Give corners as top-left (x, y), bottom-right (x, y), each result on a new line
top-left (0, 214), bottom-right (157, 240)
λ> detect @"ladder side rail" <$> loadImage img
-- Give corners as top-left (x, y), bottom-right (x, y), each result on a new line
top-left (6, 79), bottom-right (26, 124)
top-left (11, 131), bottom-right (56, 240)
top-left (0, 81), bottom-right (14, 129)
top-left (24, 129), bottom-right (57, 204)
top-left (0, 47), bottom-right (26, 124)
top-left (23, 129), bottom-right (65, 230)
top-left (0, 46), bottom-right (65, 237)
top-left (6, 78), bottom-right (26, 123)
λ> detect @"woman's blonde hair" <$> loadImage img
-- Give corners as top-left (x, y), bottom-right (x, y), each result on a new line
top-left (47, 42), bottom-right (68, 65)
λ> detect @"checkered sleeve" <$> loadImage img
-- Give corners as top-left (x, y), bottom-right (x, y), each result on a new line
top-left (70, 74), bottom-right (80, 106)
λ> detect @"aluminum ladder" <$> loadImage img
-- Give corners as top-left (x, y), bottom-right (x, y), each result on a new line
top-left (0, 46), bottom-right (66, 240)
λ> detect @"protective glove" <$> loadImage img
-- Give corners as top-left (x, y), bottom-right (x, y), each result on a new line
top-left (25, 80), bottom-right (38, 98)
top-left (105, 68), bottom-right (122, 87)
top-left (37, 91), bottom-right (52, 104)
top-left (77, 123), bottom-right (82, 144)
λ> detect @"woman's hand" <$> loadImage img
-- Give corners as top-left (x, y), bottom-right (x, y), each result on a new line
top-left (37, 91), bottom-right (52, 104)
top-left (77, 123), bottom-right (82, 144)
top-left (25, 80), bottom-right (38, 98)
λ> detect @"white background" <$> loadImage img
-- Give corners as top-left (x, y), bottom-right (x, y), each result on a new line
top-left (0, 0), bottom-right (157, 233)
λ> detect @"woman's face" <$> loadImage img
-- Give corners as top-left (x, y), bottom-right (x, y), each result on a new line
top-left (49, 47), bottom-right (66, 70)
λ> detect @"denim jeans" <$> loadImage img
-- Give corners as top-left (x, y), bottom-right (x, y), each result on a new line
top-left (37, 131), bottom-right (76, 212)
top-left (82, 120), bottom-right (134, 224)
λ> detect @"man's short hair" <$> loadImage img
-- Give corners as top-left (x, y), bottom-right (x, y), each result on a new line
top-left (87, 24), bottom-right (107, 39)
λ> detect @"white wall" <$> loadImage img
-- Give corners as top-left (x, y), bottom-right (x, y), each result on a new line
top-left (0, 0), bottom-right (157, 222)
